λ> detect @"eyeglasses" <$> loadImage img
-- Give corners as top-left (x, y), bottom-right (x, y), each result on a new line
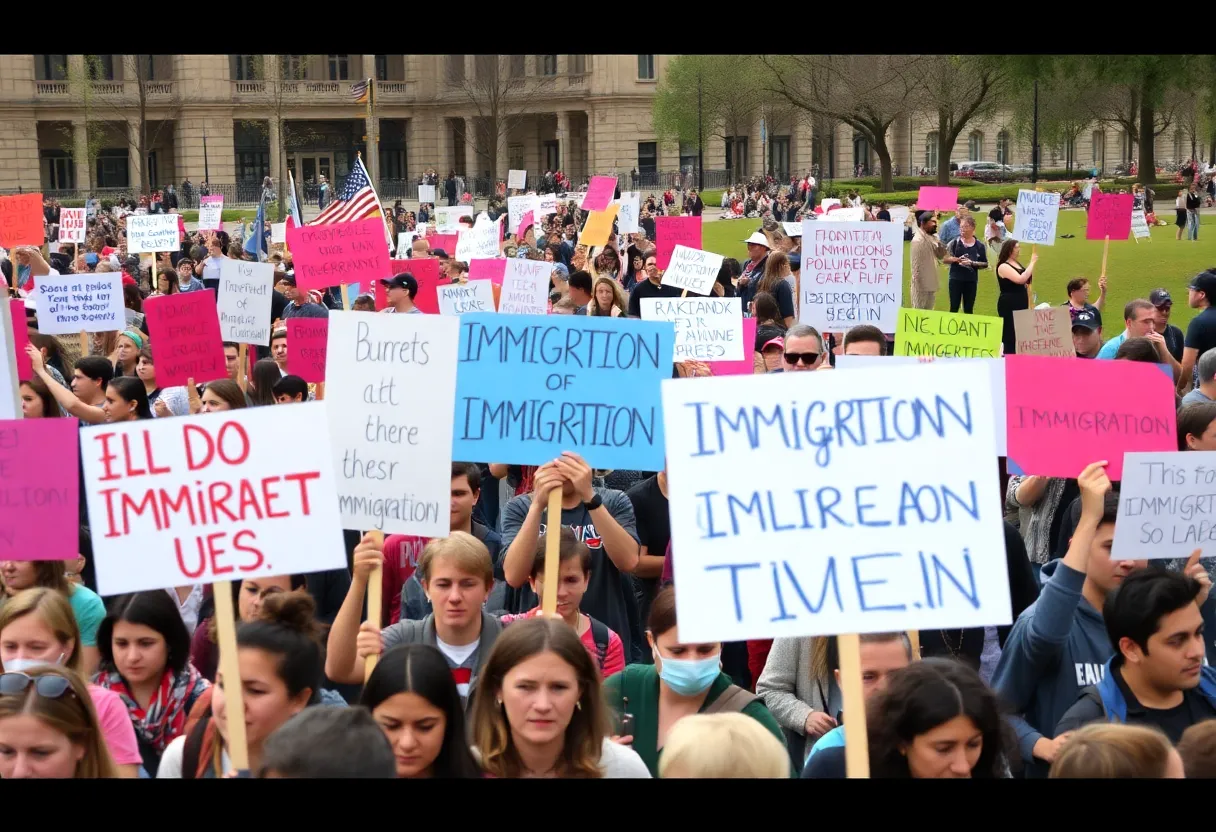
top-left (783, 352), bottom-right (820, 365)
top-left (0, 672), bottom-right (73, 700)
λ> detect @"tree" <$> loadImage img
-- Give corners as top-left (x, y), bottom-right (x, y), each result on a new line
top-left (910, 56), bottom-right (1009, 185)
top-left (1007, 68), bottom-right (1097, 174)
top-left (238, 55), bottom-right (320, 221)
top-left (446, 55), bottom-right (549, 183)
top-left (58, 56), bottom-right (109, 186)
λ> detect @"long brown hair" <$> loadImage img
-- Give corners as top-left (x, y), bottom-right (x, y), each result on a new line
top-left (470, 617), bottom-right (609, 778)
top-left (588, 275), bottom-right (628, 317)
top-left (997, 238), bottom-right (1020, 270)
top-left (756, 252), bottom-right (790, 299)
top-left (20, 378), bottom-right (60, 418)
top-left (0, 665), bottom-right (120, 778)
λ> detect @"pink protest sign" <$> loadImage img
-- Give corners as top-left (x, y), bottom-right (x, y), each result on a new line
top-left (287, 318), bottom-right (328, 384)
top-left (374, 279), bottom-right (388, 311)
top-left (144, 290), bottom-right (227, 387)
top-left (0, 419), bottom-right (79, 561)
top-left (655, 216), bottom-right (702, 270)
top-left (9, 300), bottom-right (31, 380)
top-left (916, 186), bottom-right (960, 212)
top-left (1005, 355), bottom-right (1176, 481)
top-left (469, 258), bottom-right (507, 286)
top-left (581, 176), bottom-right (618, 212)
top-left (389, 257), bottom-right (441, 314)
top-left (429, 233), bottom-right (458, 256)
top-left (286, 217), bottom-right (392, 291)
top-left (708, 318), bottom-right (758, 376)
top-left (1086, 192), bottom-right (1134, 241)
top-left (517, 210), bottom-right (534, 239)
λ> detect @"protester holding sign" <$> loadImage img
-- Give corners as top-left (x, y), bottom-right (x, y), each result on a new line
top-left (26, 346), bottom-right (108, 424)
top-left (1179, 272), bottom-right (1216, 395)
top-left (19, 377), bottom-right (59, 418)
top-left (994, 239), bottom-right (1035, 355)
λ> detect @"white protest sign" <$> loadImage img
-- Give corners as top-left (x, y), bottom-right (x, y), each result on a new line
top-left (1011, 189), bottom-right (1060, 246)
top-left (641, 297), bottom-right (743, 361)
top-left (435, 206), bottom-right (474, 233)
top-left (800, 220), bottom-right (903, 336)
top-left (782, 222), bottom-right (804, 238)
top-left (439, 280), bottom-right (497, 316)
top-left (538, 193), bottom-right (558, 217)
top-left (418, 184), bottom-right (436, 204)
top-left (324, 311), bottom-right (459, 536)
top-left (32, 273), bottom-right (125, 335)
top-left (198, 195), bottom-right (224, 232)
top-left (821, 198), bottom-right (841, 212)
top-left (455, 216), bottom-right (503, 261)
top-left (888, 206), bottom-right (911, 225)
top-left (58, 208), bottom-right (86, 243)
top-left (126, 213), bottom-right (179, 253)
top-left (1112, 452), bottom-right (1216, 560)
top-left (661, 362), bottom-right (1010, 643)
top-left (616, 193), bottom-right (641, 235)
top-left (508, 169), bottom-right (527, 190)
top-left (397, 231), bottom-right (418, 255)
top-left (660, 245), bottom-right (725, 296)
top-left (835, 354), bottom-right (1007, 456)
top-left (499, 259), bottom-right (550, 315)
top-left (218, 260), bottom-right (275, 346)
top-left (1131, 209), bottom-right (1152, 240)
top-left (507, 195), bottom-right (541, 235)
top-left (0, 305), bottom-right (18, 419)
top-left (80, 402), bottom-right (347, 596)
top-left (271, 222), bottom-right (287, 244)
top-left (820, 207), bottom-right (865, 223)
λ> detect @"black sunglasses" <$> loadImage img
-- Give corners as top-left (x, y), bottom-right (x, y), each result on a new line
top-left (783, 352), bottom-right (820, 365)
top-left (0, 672), bottom-right (73, 700)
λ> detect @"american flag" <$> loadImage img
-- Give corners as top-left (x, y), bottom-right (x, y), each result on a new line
top-left (351, 77), bottom-right (370, 103)
top-left (311, 156), bottom-right (382, 225)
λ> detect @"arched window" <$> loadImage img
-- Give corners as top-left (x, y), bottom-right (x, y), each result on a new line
top-left (1092, 131), bottom-right (1104, 167)
top-left (996, 130), bottom-right (1009, 165)
top-left (925, 131), bottom-right (939, 171)
top-left (968, 131), bottom-right (984, 160)
top-left (1174, 129), bottom-right (1184, 161)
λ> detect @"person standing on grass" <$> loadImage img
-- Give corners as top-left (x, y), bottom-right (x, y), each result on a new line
top-left (944, 216), bottom-right (987, 315)
top-left (1064, 277), bottom-right (1107, 316)
top-left (1186, 181), bottom-right (1202, 241)
top-left (1179, 272), bottom-right (1216, 394)
top-left (909, 212), bottom-right (947, 310)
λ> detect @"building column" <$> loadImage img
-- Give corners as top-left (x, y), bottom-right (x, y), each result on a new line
top-left (557, 111), bottom-right (571, 173)
top-left (496, 123), bottom-right (508, 182)
top-left (128, 120), bottom-right (143, 194)
top-left (72, 119), bottom-right (92, 192)
top-left (585, 109), bottom-right (596, 177)
top-left (750, 118), bottom-right (764, 178)
top-left (436, 116), bottom-right (451, 176)
top-left (464, 117), bottom-right (477, 179)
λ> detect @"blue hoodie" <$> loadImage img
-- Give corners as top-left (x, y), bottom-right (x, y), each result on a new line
top-left (1055, 658), bottom-right (1216, 737)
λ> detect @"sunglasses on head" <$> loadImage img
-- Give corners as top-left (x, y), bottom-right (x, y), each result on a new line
top-left (783, 351), bottom-right (820, 365)
top-left (0, 672), bottom-right (73, 700)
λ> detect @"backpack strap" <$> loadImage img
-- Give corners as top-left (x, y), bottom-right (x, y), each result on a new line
top-left (181, 714), bottom-right (209, 780)
top-left (702, 684), bottom-right (758, 715)
top-left (588, 616), bottom-right (610, 672)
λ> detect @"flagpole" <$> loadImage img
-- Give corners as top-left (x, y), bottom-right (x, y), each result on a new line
top-left (361, 77), bottom-right (392, 248)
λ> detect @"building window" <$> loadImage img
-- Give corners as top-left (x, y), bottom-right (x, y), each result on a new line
top-left (35, 55), bottom-right (68, 82)
top-left (328, 55), bottom-right (349, 81)
top-left (380, 149), bottom-right (406, 180)
top-left (509, 55), bottom-right (525, 78)
top-left (235, 151), bottom-right (270, 183)
top-left (281, 55), bottom-right (306, 80)
top-left (375, 55), bottom-right (388, 82)
top-left (770, 136), bottom-right (791, 180)
top-left (543, 140), bottom-right (559, 171)
top-left (136, 55), bottom-right (156, 80)
top-left (1092, 131), bottom-right (1104, 167)
top-left (232, 55), bottom-right (258, 81)
top-left (968, 131), bottom-right (983, 160)
top-left (448, 55), bottom-right (465, 84)
top-left (1173, 129), bottom-right (1184, 161)
top-left (925, 131), bottom-right (939, 171)
top-left (679, 142), bottom-right (698, 174)
top-left (40, 150), bottom-right (74, 190)
top-left (475, 55), bottom-right (496, 80)
top-left (637, 141), bottom-right (658, 174)
top-left (725, 137), bottom-right (749, 177)
top-left (95, 150), bottom-right (129, 188)
top-left (996, 130), bottom-right (1009, 165)
top-left (568, 54), bottom-right (586, 75)
top-left (538, 55), bottom-right (557, 76)
top-left (85, 55), bottom-right (115, 81)
top-left (637, 55), bottom-right (655, 80)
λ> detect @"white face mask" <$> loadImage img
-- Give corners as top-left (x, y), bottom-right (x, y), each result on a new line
top-left (4, 654), bottom-right (64, 674)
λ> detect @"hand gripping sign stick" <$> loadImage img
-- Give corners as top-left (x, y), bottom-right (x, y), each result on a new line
top-left (364, 529), bottom-right (385, 681)
top-left (213, 581), bottom-right (250, 772)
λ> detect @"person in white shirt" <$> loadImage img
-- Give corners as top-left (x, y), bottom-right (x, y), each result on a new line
top-left (379, 273), bottom-right (423, 314)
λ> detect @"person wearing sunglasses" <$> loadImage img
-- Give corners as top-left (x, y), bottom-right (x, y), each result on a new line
top-left (781, 324), bottom-right (827, 372)
top-left (0, 665), bottom-right (120, 779)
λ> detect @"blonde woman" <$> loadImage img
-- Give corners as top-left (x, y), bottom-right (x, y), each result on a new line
top-left (659, 713), bottom-right (789, 778)
top-left (0, 665), bottom-right (120, 778)
top-left (587, 275), bottom-right (627, 317)
top-left (1050, 723), bottom-right (1185, 779)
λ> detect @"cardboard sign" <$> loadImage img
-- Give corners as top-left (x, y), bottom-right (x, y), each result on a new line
top-left (705, 317), bottom-right (758, 377)
top-left (8, 301), bottom-right (30, 382)
top-left (801, 220), bottom-right (903, 335)
top-left (0, 193), bottom-right (45, 250)
top-left (655, 216), bottom-right (701, 270)
top-left (287, 218), bottom-right (392, 292)
top-left (820, 198), bottom-right (841, 212)
top-left (286, 318), bottom-right (327, 384)
top-left (1005, 355), bottom-right (1176, 480)
top-left (660, 246), bottom-right (725, 296)
top-left (31, 274), bottom-right (125, 335)
top-left (271, 222), bottom-right (287, 244)
top-left (616, 193), bottom-right (641, 235)
top-left (1112, 451), bottom-right (1216, 561)
top-left (508, 195), bottom-right (540, 237)
top-left (641, 297), bottom-right (744, 361)
top-left (538, 193), bottom-right (558, 216)
top-left (469, 258), bottom-right (507, 286)
top-left (81, 403), bottom-right (346, 596)
top-left (396, 231), bottom-right (419, 256)
top-left (1131, 209), bottom-right (1152, 240)
top-left (439, 281), bottom-right (496, 316)
top-left (580, 205), bottom-right (619, 249)
top-left (917, 186), bottom-right (960, 212)
top-left (0, 419), bottom-right (80, 561)
top-left (896, 308), bottom-right (1002, 358)
top-left (218, 260), bottom-right (275, 346)
top-left (0, 308), bottom-right (18, 418)
top-left (125, 213), bottom-right (179, 253)
top-left (58, 208), bottom-right (86, 244)
top-left (1012, 307), bottom-right (1075, 357)
top-left (418, 184), bottom-right (436, 204)
top-left (888, 206), bottom-right (911, 226)
top-left (820, 207), bottom-right (865, 223)
top-left (498, 259), bottom-right (550, 315)
top-left (782, 222), bottom-right (804, 238)
top-left (508, 169), bottom-right (527, 190)
top-left (144, 291), bottom-right (227, 387)
top-left (661, 362), bottom-right (1009, 643)
top-left (198, 195), bottom-right (224, 232)
top-left (1086, 192), bottom-right (1134, 241)
top-left (1011, 190), bottom-right (1060, 246)
top-left (456, 217), bottom-right (502, 261)
top-left (452, 313), bottom-right (675, 470)
top-left (435, 206), bottom-right (474, 234)
top-left (429, 234), bottom-right (458, 256)
top-left (581, 176), bottom-right (618, 211)
top-left (388, 257), bottom-right (441, 314)
top-left (324, 312), bottom-right (459, 536)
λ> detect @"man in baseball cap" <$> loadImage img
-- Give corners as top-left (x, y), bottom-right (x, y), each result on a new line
top-left (1149, 287), bottom-right (1185, 366)
top-left (1071, 307), bottom-right (1103, 359)
top-left (1182, 272), bottom-right (1216, 392)
top-left (380, 273), bottom-right (422, 314)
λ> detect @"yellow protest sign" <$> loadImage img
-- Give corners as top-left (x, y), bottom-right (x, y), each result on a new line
top-left (579, 204), bottom-right (620, 248)
top-left (895, 308), bottom-right (1002, 358)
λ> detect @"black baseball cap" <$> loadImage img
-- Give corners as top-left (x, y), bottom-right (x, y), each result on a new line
top-left (1189, 272), bottom-right (1216, 302)
top-left (381, 273), bottom-right (418, 297)
top-left (1149, 288), bottom-right (1172, 307)
top-left (431, 249), bottom-right (450, 260)
top-left (1071, 308), bottom-right (1102, 332)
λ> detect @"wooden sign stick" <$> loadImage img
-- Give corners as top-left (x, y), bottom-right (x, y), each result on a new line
top-left (364, 529), bottom-right (385, 681)
top-left (237, 344), bottom-right (247, 392)
top-left (213, 581), bottom-right (250, 772)
top-left (1101, 236), bottom-right (1110, 278)
top-left (341, 283), bottom-right (351, 312)
top-left (908, 629), bottom-right (920, 660)
top-left (79, 330), bottom-right (89, 359)
top-left (540, 489), bottom-right (563, 615)
top-left (837, 633), bottom-right (870, 778)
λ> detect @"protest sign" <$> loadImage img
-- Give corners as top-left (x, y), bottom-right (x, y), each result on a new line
top-left (125, 213), bottom-right (179, 253)
top-left (655, 216), bottom-right (702, 270)
top-left (917, 186), bottom-right (960, 212)
top-left (469, 258), bottom-right (507, 286)
top-left (707, 318), bottom-right (758, 376)
top-left (58, 208), bottom-right (86, 244)
top-left (0, 309), bottom-right (18, 419)
top-left (820, 198), bottom-right (841, 212)
top-left (581, 176), bottom-right (618, 211)
top-left (579, 205), bottom-right (619, 248)
top-left (81, 402), bottom-right (346, 596)
top-left (439, 280), bottom-right (496, 316)
top-left (1112, 451), bottom-right (1216, 560)
top-left (0, 419), bottom-right (79, 561)
top-left (456, 216), bottom-right (503, 261)
top-left (86, 199), bottom-right (99, 219)
top-left (801, 221), bottom-right (903, 335)
top-left (0, 193), bottom-right (44, 250)
top-left (659, 246), bottom-right (725, 296)
top-left (1011, 190), bottom-right (1060, 245)
top-left (508, 169), bottom-right (527, 189)
top-left (31, 273), bottom-right (124, 335)
top-left (498, 259), bottom-right (550, 315)
top-left (641, 297), bottom-right (743, 361)
top-left (287, 217), bottom-right (392, 292)
top-left (218, 260), bottom-right (274, 346)
top-left (396, 231), bottom-right (419, 255)
top-left (1131, 209), bottom-right (1152, 240)
top-left (435, 206), bottom-right (474, 233)
top-left (888, 206), bottom-right (911, 226)
top-left (517, 210), bottom-right (535, 240)
top-left (452, 313), bottom-right (675, 470)
top-left (661, 361), bottom-right (1009, 643)
top-left (286, 318), bottom-right (328, 384)
top-left (271, 222), bottom-right (287, 244)
top-left (1012, 307), bottom-right (1074, 356)
top-left (324, 312), bottom-right (459, 536)
top-left (508, 194), bottom-right (541, 235)
top-left (538, 193), bottom-right (558, 216)
top-left (1086, 192), bottom-right (1134, 241)
top-left (896, 308), bottom-right (1002, 358)
top-left (820, 207), bottom-right (865, 223)
top-left (388, 257), bottom-right (441, 314)
top-left (144, 291), bottom-right (227, 386)
top-left (1005, 354), bottom-right (1176, 481)
top-left (198, 195), bottom-right (224, 231)
top-left (8, 301), bottom-right (30, 381)
top-left (418, 184), bottom-right (436, 204)
top-left (429, 233), bottom-right (458, 256)
top-left (782, 222), bottom-right (804, 238)
top-left (616, 192), bottom-right (641, 234)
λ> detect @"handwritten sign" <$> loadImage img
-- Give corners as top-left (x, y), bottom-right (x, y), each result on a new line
top-left (469, 258), bottom-right (507, 286)
top-left (655, 216), bottom-right (701, 271)
top-left (641, 297), bottom-right (743, 361)
top-left (782, 222), bottom-right (804, 238)
top-left (538, 193), bottom-right (558, 216)
top-left (1013, 307), bottom-right (1075, 357)
top-left (456, 216), bottom-right (502, 261)
top-left (31, 274), bottom-right (124, 335)
top-left (579, 205), bottom-right (619, 248)
top-left (453, 314), bottom-right (675, 470)
top-left (0, 420), bottom-right (79, 561)
top-left (8, 302), bottom-right (30, 382)
top-left (125, 213), bottom-right (179, 253)
top-left (499, 259), bottom-right (550, 315)
top-left (1011, 190), bottom-right (1060, 246)
top-left (218, 260), bottom-right (274, 346)
top-left (1086, 192), bottom-right (1134, 241)
top-left (660, 246), bottom-right (725, 296)
top-left (271, 222), bottom-right (287, 244)
top-left (435, 207), bottom-right (474, 234)
top-left (0, 193), bottom-right (44, 250)
top-left (1005, 354), bottom-right (1176, 480)
top-left (707, 318), bottom-right (759, 376)
top-left (581, 176), bottom-right (618, 211)
top-left (1112, 452), bottom-right (1216, 561)
top-left (144, 291), bottom-right (227, 387)
top-left (287, 218), bottom-right (392, 292)
top-left (917, 186), bottom-right (960, 212)
top-left (81, 403), bottom-right (346, 596)
top-left (287, 318), bottom-right (327, 384)
top-left (508, 169), bottom-right (527, 190)
top-left (324, 312), bottom-right (459, 536)
top-left (888, 206), bottom-right (911, 226)
top-left (389, 257), bottom-right (441, 314)
top-left (508, 195), bottom-right (540, 236)
top-left (429, 233), bottom-right (457, 256)
top-left (418, 184), bottom-right (436, 204)
top-left (616, 192), bottom-right (641, 235)
top-left (820, 207), bottom-right (865, 223)
top-left (661, 362), bottom-right (1009, 643)
top-left (820, 198), bottom-right (841, 212)
top-left (439, 281), bottom-right (496, 316)
top-left (896, 308), bottom-right (1002, 358)
top-left (198, 195), bottom-right (224, 232)
top-left (58, 208), bottom-right (86, 244)
top-left (1131, 209), bottom-right (1152, 240)
top-left (0, 310), bottom-right (18, 418)
top-left (801, 220), bottom-right (903, 335)
top-left (516, 210), bottom-right (535, 240)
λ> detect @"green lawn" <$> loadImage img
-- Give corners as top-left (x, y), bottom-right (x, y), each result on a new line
top-left (702, 211), bottom-right (1216, 328)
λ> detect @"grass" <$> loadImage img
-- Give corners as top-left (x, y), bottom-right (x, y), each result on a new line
top-left (701, 210), bottom-right (1216, 328)
top-left (179, 207), bottom-right (279, 223)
